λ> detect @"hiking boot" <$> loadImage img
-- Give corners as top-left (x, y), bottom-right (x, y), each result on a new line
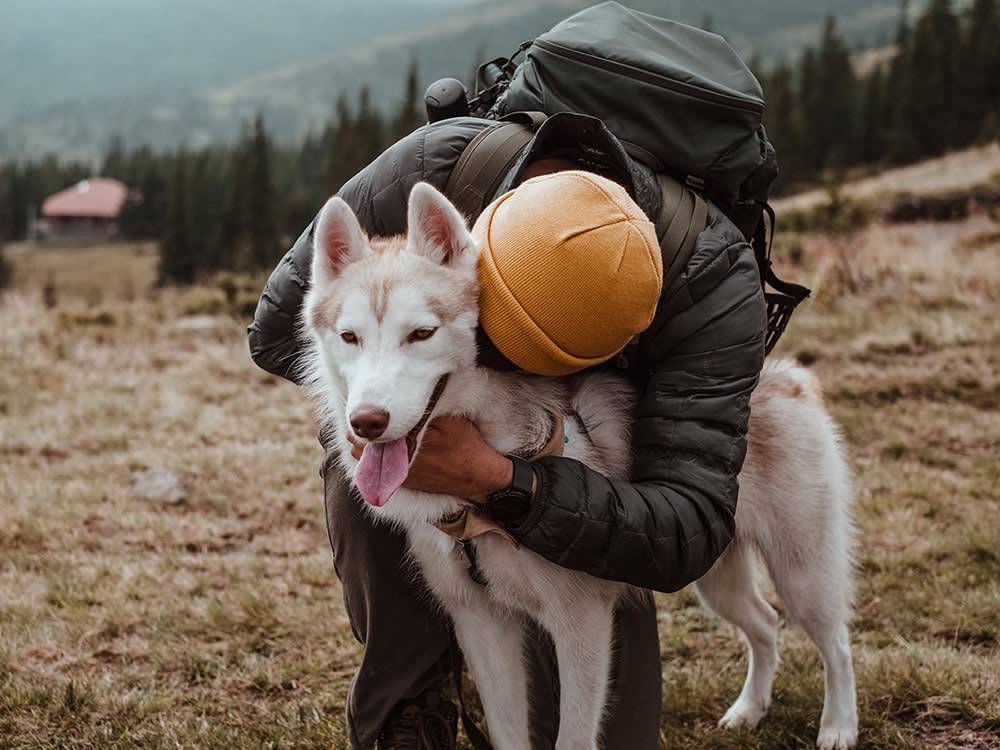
top-left (376, 691), bottom-right (459, 750)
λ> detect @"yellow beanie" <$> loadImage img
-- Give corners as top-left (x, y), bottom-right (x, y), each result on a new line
top-left (472, 170), bottom-right (662, 376)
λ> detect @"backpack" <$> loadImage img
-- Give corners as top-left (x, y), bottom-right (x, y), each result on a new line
top-left (429, 1), bottom-right (809, 355)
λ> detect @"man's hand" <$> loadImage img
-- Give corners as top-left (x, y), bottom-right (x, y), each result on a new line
top-left (348, 416), bottom-right (516, 504)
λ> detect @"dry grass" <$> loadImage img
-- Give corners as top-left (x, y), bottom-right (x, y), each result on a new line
top-left (2, 216), bottom-right (999, 750)
top-left (4, 241), bottom-right (161, 308)
top-left (2, 246), bottom-right (355, 748)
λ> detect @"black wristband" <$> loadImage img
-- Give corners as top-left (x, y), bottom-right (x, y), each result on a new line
top-left (483, 455), bottom-right (535, 526)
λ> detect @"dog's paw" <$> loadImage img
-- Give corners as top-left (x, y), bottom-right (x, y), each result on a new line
top-left (718, 698), bottom-right (769, 731)
top-left (816, 726), bottom-right (858, 750)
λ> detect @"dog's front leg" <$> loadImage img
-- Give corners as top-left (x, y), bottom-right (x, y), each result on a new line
top-left (543, 599), bottom-right (617, 750)
top-left (451, 604), bottom-right (531, 750)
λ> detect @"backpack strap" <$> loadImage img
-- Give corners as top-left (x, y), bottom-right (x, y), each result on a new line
top-left (444, 112), bottom-right (546, 220)
top-left (754, 202), bottom-right (811, 355)
top-left (655, 172), bottom-right (708, 290)
top-left (620, 140), bottom-right (663, 171)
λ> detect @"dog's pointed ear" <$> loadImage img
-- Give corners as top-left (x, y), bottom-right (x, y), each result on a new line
top-left (312, 196), bottom-right (369, 286)
top-left (407, 183), bottom-right (478, 268)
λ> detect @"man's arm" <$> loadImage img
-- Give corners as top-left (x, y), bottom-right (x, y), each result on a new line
top-left (399, 207), bottom-right (766, 593)
top-left (247, 118), bottom-right (489, 383)
top-left (247, 223), bottom-right (316, 384)
top-left (517, 208), bottom-right (766, 592)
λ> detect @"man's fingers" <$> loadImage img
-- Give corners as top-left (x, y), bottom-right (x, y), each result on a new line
top-left (426, 415), bottom-right (462, 431)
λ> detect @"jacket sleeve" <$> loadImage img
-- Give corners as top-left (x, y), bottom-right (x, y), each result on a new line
top-left (513, 205), bottom-right (767, 593)
top-left (247, 118), bottom-right (488, 383)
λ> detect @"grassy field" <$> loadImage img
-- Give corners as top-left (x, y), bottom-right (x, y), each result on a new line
top-left (1, 200), bottom-right (999, 749)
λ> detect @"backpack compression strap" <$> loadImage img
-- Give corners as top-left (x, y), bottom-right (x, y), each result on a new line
top-left (655, 172), bottom-right (708, 291)
top-left (444, 112), bottom-right (547, 220)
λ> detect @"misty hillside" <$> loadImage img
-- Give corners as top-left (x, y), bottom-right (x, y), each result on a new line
top-left (2, 0), bottom-right (920, 163)
top-left (0, 0), bottom-right (482, 122)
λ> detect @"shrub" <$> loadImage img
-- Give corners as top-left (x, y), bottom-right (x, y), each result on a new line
top-left (0, 243), bottom-right (10, 290)
top-left (781, 181), bottom-right (877, 233)
top-left (773, 232), bottom-right (805, 265)
top-left (43, 276), bottom-right (58, 309)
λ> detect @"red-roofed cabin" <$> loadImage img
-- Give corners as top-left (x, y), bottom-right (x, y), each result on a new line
top-left (37, 178), bottom-right (134, 244)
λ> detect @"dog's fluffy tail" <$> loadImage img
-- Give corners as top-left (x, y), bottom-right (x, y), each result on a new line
top-left (757, 357), bottom-right (827, 407)
top-left (743, 358), bottom-right (856, 619)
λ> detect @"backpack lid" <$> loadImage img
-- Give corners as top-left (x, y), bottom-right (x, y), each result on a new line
top-left (492, 1), bottom-right (766, 203)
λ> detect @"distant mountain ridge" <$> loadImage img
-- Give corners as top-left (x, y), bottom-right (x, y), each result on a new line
top-left (1, 0), bottom-right (919, 163)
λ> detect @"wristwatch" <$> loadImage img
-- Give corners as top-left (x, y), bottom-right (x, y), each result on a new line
top-left (483, 454), bottom-right (535, 526)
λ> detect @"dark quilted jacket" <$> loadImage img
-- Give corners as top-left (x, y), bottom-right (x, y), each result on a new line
top-left (248, 117), bottom-right (766, 593)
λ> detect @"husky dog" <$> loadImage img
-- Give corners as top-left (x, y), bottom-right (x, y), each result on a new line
top-left (300, 182), bottom-right (858, 750)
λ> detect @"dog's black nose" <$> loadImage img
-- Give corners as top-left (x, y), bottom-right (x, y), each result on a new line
top-left (351, 407), bottom-right (390, 439)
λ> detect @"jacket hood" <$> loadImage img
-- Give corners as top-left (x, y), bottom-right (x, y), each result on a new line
top-left (494, 112), bottom-right (661, 222)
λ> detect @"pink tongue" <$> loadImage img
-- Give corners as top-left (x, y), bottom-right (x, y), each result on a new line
top-left (355, 439), bottom-right (410, 507)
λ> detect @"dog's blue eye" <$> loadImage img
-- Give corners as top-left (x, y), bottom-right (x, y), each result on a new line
top-left (340, 331), bottom-right (358, 345)
top-left (408, 327), bottom-right (437, 343)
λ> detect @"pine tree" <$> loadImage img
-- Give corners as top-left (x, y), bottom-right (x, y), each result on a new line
top-left (119, 147), bottom-right (169, 239)
top-left (884, 0), bottom-right (917, 162)
top-left (859, 67), bottom-right (888, 164)
top-left (815, 17), bottom-right (856, 169)
top-left (392, 58), bottom-right (425, 140)
top-left (987, 2), bottom-right (1000, 138)
top-left (761, 62), bottom-right (802, 182)
top-left (247, 114), bottom-right (279, 269)
top-left (160, 152), bottom-right (197, 284)
top-left (324, 88), bottom-right (387, 197)
top-left (896, 0), bottom-right (961, 157)
top-left (796, 47), bottom-right (824, 173)
top-left (297, 131), bottom-right (327, 201)
top-left (219, 116), bottom-right (280, 271)
top-left (325, 94), bottom-right (359, 196)
top-left (102, 135), bottom-right (126, 180)
top-left (186, 149), bottom-right (226, 273)
top-left (0, 175), bottom-right (10, 289)
top-left (356, 86), bottom-right (386, 168)
top-left (958, 0), bottom-right (1000, 142)
top-left (896, 0), bottom-right (912, 47)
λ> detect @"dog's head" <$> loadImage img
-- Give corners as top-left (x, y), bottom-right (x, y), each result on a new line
top-left (302, 183), bottom-right (480, 506)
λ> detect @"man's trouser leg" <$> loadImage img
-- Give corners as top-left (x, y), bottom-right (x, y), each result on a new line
top-left (323, 455), bottom-right (456, 750)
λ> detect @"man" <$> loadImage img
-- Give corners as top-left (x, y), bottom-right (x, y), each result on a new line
top-left (248, 112), bottom-right (766, 749)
